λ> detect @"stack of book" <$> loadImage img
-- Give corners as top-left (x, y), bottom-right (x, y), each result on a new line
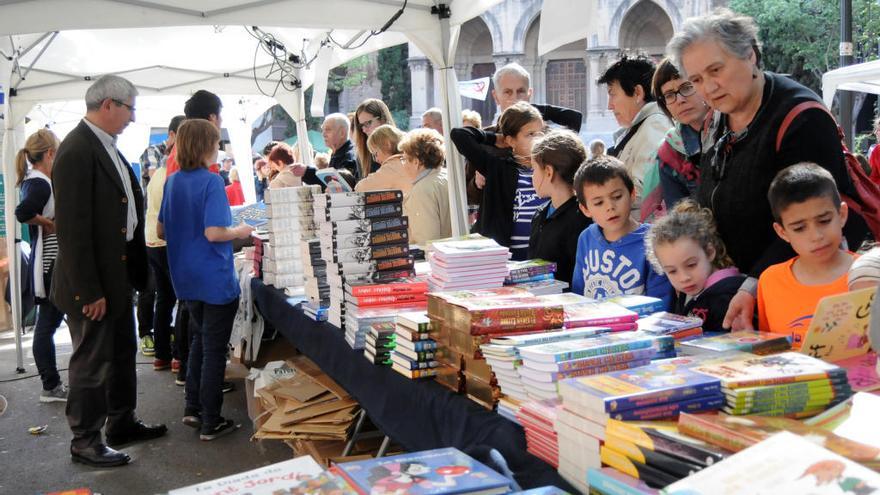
top-left (637, 312), bottom-right (704, 341)
top-left (302, 238), bottom-right (330, 310)
top-left (341, 278), bottom-right (428, 349)
top-left (554, 359), bottom-right (724, 491)
top-left (262, 186), bottom-right (320, 290)
top-left (250, 232), bottom-right (269, 279)
top-left (312, 190), bottom-right (412, 328)
top-left (518, 332), bottom-right (677, 401)
top-left (679, 330), bottom-right (791, 356)
top-left (505, 259), bottom-right (557, 285)
top-left (386, 311), bottom-right (439, 379)
top-left (343, 304), bottom-right (423, 350)
top-left (363, 322), bottom-right (396, 365)
top-left (690, 351), bottom-right (853, 417)
top-left (333, 447), bottom-right (512, 495)
top-left (482, 327), bottom-right (612, 403)
top-left (516, 399), bottom-right (561, 468)
top-left (659, 431), bottom-right (880, 494)
top-left (427, 237), bottom-right (511, 291)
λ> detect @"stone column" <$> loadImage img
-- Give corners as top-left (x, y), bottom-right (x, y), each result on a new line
top-left (585, 48), bottom-right (620, 139)
top-left (408, 52), bottom-right (433, 130)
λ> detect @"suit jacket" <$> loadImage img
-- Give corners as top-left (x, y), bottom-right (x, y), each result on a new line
top-left (51, 120), bottom-right (148, 319)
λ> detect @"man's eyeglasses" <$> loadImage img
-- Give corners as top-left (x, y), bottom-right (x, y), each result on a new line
top-left (112, 99), bottom-right (135, 113)
top-left (359, 116), bottom-right (382, 130)
top-left (662, 82), bottom-right (697, 105)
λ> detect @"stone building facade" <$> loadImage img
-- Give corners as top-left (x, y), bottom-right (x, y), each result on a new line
top-left (409, 0), bottom-right (720, 140)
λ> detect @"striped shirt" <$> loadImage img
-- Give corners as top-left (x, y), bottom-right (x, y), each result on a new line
top-left (42, 233), bottom-right (58, 273)
top-left (510, 168), bottom-right (547, 261)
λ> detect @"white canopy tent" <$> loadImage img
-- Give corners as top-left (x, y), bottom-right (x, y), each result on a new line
top-left (0, 0), bottom-right (500, 371)
top-left (822, 59), bottom-right (880, 106)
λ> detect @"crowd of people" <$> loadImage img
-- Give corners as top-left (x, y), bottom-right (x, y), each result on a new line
top-left (14, 7), bottom-right (880, 469)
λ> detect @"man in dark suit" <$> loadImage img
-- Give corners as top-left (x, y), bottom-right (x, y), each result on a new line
top-left (52, 74), bottom-right (167, 467)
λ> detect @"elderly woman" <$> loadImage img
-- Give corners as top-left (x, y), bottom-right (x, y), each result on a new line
top-left (355, 124), bottom-right (413, 194)
top-left (398, 128), bottom-right (452, 245)
top-left (353, 98), bottom-right (397, 180)
top-left (640, 57), bottom-right (712, 218)
top-left (668, 8), bottom-right (867, 329)
top-left (598, 56), bottom-right (672, 220)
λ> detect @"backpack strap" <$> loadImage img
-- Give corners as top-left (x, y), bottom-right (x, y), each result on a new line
top-left (776, 100), bottom-right (832, 152)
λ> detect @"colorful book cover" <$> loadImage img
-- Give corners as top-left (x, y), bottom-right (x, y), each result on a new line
top-left (446, 297), bottom-right (566, 335)
top-left (519, 358), bottom-right (652, 383)
top-left (610, 394), bottom-right (725, 421)
top-left (323, 202), bottom-right (403, 222)
top-left (231, 201), bottom-right (268, 228)
top-left (691, 352), bottom-right (848, 389)
top-left (661, 431), bottom-right (880, 495)
top-left (799, 287), bottom-right (876, 361)
top-left (169, 456), bottom-right (353, 495)
top-left (606, 295), bottom-right (666, 317)
top-left (316, 189), bottom-right (403, 207)
top-left (586, 467), bottom-right (659, 495)
top-left (323, 216), bottom-right (410, 235)
top-left (604, 432), bottom-right (703, 479)
top-left (724, 378), bottom-right (851, 402)
top-left (520, 332), bottom-right (674, 364)
top-left (397, 311), bottom-right (434, 332)
top-left (677, 412), bottom-right (880, 468)
top-left (488, 326), bottom-right (610, 347)
top-left (834, 352), bottom-right (880, 392)
top-left (605, 419), bottom-right (729, 468)
top-left (637, 312), bottom-right (703, 335)
top-left (679, 330), bottom-right (791, 355)
top-left (524, 347), bottom-right (658, 373)
top-left (558, 359), bottom-right (721, 414)
top-left (332, 243), bottom-right (410, 264)
top-left (346, 293), bottom-right (428, 308)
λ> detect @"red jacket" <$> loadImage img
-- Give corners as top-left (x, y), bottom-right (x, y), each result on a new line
top-left (225, 180), bottom-right (244, 206)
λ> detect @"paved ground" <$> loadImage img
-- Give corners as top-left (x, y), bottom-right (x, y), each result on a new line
top-left (0, 322), bottom-right (290, 495)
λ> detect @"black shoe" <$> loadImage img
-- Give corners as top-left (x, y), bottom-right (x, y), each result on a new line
top-left (71, 444), bottom-right (131, 467)
top-left (182, 409), bottom-right (202, 429)
top-left (222, 381), bottom-right (234, 394)
top-left (106, 420), bottom-right (168, 447)
top-left (200, 418), bottom-right (239, 441)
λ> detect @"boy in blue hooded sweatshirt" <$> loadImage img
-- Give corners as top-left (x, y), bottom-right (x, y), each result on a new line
top-left (571, 156), bottom-right (673, 309)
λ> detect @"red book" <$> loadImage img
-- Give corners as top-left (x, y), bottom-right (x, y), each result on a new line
top-left (346, 279), bottom-right (428, 297)
top-left (347, 294), bottom-right (428, 308)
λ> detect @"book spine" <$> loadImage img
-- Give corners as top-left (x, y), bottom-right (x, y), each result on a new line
top-left (349, 282), bottom-right (428, 297)
top-left (612, 395), bottom-right (725, 421)
top-left (507, 263), bottom-right (557, 281)
top-left (605, 382), bottom-right (723, 413)
top-left (329, 466), bottom-right (369, 495)
top-left (676, 413), bottom-right (755, 453)
top-left (506, 271), bottom-right (556, 284)
top-left (728, 380), bottom-right (848, 401)
top-left (350, 294), bottom-right (427, 307)
top-left (571, 314), bottom-right (639, 326)
top-left (550, 359), bottom-right (650, 381)
top-left (725, 370), bottom-right (847, 389)
top-left (553, 339), bottom-right (654, 362)
top-left (465, 307), bottom-right (566, 335)
top-left (556, 348), bottom-right (657, 372)
top-left (604, 424), bottom-right (722, 468)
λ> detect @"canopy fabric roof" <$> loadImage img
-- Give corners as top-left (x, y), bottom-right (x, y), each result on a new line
top-left (822, 59), bottom-right (880, 106)
top-left (0, 0), bottom-right (500, 367)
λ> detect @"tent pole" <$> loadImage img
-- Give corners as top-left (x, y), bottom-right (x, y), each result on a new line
top-left (839, 0), bottom-right (853, 149)
top-left (434, 4), bottom-right (468, 236)
top-left (1, 55), bottom-right (25, 373)
top-left (292, 68), bottom-right (314, 167)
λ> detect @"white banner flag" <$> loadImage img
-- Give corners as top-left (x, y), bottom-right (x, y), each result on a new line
top-left (458, 77), bottom-right (491, 101)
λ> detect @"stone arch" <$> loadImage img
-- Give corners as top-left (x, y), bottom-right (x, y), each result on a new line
top-left (478, 10), bottom-right (504, 56)
top-left (510, 0), bottom-right (543, 55)
top-left (610, 0), bottom-right (677, 56)
top-left (523, 13), bottom-right (587, 118)
top-left (456, 17), bottom-right (496, 124)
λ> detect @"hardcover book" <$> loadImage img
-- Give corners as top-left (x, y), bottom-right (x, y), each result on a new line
top-left (798, 287), bottom-right (876, 360)
top-left (679, 331), bottom-right (792, 355)
top-left (605, 419), bottom-right (729, 468)
top-left (519, 332), bottom-right (673, 364)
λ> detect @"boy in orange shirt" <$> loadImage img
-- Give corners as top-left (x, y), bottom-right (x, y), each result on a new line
top-left (757, 163), bottom-right (856, 349)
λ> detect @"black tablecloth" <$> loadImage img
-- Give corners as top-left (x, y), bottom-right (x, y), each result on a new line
top-left (251, 278), bottom-right (576, 492)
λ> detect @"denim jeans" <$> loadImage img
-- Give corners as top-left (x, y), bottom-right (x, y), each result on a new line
top-left (184, 298), bottom-right (238, 432)
top-left (33, 299), bottom-right (65, 391)
top-left (147, 246), bottom-right (177, 361)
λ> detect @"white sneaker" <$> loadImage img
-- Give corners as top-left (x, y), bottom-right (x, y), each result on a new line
top-left (39, 383), bottom-right (68, 403)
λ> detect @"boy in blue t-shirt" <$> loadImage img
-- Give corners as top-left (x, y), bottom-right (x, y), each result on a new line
top-left (571, 156), bottom-right (673, 309)
top-left (158, 119), bottom-right (253, 441)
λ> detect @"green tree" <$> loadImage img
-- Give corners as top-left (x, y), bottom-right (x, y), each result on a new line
top-left (729, 0), bottom-right (880, 92)
top-left (377, 43), bottom-right (412, 130)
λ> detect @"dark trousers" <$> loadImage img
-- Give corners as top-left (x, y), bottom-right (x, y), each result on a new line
top-left (136, 267), bottom-right (156, 339)
top-left (33, 298), bottom-right (65, 391)
top-left (66, 301), bottom-right (137, 449)
top-left (184, 299), bottom-right (238, 432)
top-left (174, 303), bottom-right (191, 382)
top-left (147, 246), bottom-right (176, 361)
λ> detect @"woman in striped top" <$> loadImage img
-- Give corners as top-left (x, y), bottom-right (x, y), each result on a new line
top-left (14, 129), bottom-right (67, 402)
top-left (450, 102), bottom-right (546, 260)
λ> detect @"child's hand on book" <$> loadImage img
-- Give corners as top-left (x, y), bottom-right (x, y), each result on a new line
top-left (235, 223), bottom-right (255, 239)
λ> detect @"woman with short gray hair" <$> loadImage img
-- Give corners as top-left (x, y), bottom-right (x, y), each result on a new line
top-left (667, 8), bottom-right (867, 331)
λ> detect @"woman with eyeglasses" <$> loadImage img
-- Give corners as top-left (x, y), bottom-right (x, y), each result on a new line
top-left (668, 8), bottom-right (867, 330)
top-left (353, 99), bottom-right (397, 181)
top-left (641, 58), bottom-right (712, 218)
